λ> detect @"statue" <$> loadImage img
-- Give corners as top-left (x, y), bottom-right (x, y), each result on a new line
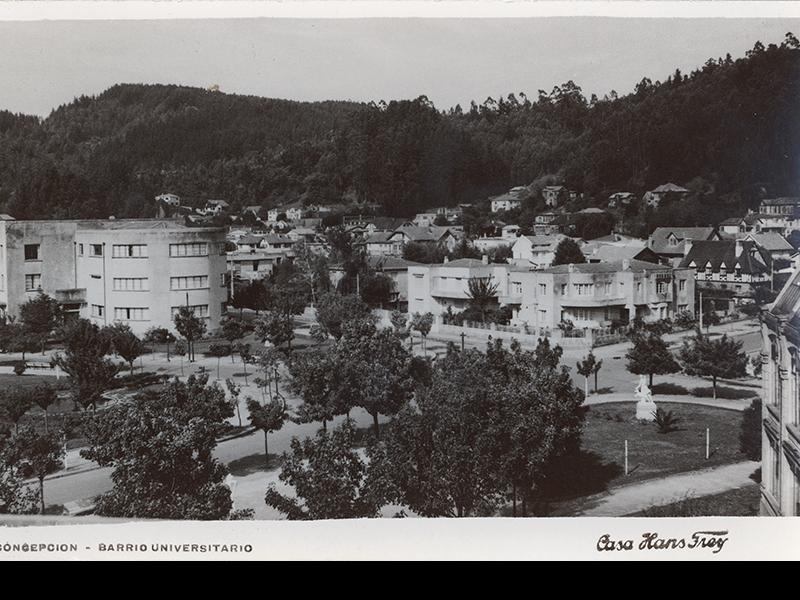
top-left (634, 374), bottom-right (658, 421)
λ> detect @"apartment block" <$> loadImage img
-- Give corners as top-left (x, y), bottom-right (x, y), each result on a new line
top-left (0, 218), bottom-right (228, 335)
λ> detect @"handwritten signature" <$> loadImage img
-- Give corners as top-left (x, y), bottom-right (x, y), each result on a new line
top-left (597, 531), bottom-right (729, 554)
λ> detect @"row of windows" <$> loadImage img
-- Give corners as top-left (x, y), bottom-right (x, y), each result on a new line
top-left (74, 243), bottom-right (222, 258)
top-left (111, 276), bottom-right (210, 291)
top-left (89, 304), bottom-right (211, 322)
top-left (113, 278), bottom-right (149, 292)
top-left (171, 276), bottom-right (209, 290)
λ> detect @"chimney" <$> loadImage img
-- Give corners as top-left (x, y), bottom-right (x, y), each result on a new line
top-left (622, 259), bottom-right (630, 271)
top-left (482, 254), bottom-right (489, 265)
top-left (568, 263), bottom-right (575, 272)
top-left (443, 256), bottom-right (449, 264)
top-left (683, 239), bottom-right (693, 257)
top-left (735, 239), bottom-right (743, 258)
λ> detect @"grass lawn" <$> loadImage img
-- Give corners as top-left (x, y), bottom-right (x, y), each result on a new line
top-left (534, 402), bottom-right (748, 506)
top-left (628, 483), bottom-right (760, 517)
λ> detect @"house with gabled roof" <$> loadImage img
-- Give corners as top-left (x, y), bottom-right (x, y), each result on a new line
top-left (388, 226), bottom-right (460, 251)
top-left (642, 183), bottom-right (690, 209)
top-left (648, 226), bottom-right (718, 266)
top-left (679, 238), bottom-right (772, 300)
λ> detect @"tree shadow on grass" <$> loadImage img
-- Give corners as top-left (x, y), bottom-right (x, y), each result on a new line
top-left (227, 453), bottom-right (281, 476)
top-left (536, 450), bottom-right (624, 503)
top-left (594, 387), bottom-right (615, 395)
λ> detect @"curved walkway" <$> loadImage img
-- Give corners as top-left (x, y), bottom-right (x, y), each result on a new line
top-left (583, 392), bottom-right (753, 412)
top-left (574, 460), bottom-right (759, 516)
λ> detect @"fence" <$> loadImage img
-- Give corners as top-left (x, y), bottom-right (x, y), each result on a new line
top-left (431, 320), bottom-right (591, 350)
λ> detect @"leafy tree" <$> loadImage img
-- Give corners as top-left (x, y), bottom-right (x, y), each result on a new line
top-left (466, 277), bottom-right (499, 323)
top-left (359, 272), bottom-right (394, 309)
top-left (313, 291), bottom-right (374, 341)
top-left (173, 306), bottom-right (207, 362)
top-left (174, 340), bottom-right (188, 376)
top-left (333, 320), bottom-right (415, 436)
top-left (6, 322), bottom-right (38, 360)
top-left (207, 343), bottom-right (231, 379)
top-left (673, 310), bottom-right (697, 330)
top-left (219, 315), bottom-right (249, 363)
top-left (0, 386), bottom-right (33, 434)
top-left (576, 353), bottom-right (597, 397)
top-left (81, 375), bottom-right (235, 520)
top-left (288, 349), bottom-right (340, 430)
top-left (265, 421), bottom-right (379, 520)
top-left (552, 238), bottom-right (586, 266)
top-left (740, 398), bottom-right (762, 461)
top-left (236, 342), bottom-right (252, 385)
top-left (0, 444), bottom-right (38, 515)
top-left (13, 427), bottom-right (64, 514)
top-left (18, 293), bottom-right (63, 354)
top-left (224, 378), bottom-right (243, 427)
top-left (679, 333), bottom-right (747, 399)
top-left (254, 312), bottom-right (295, 350)
top-left (626, 332), bottom-right (679, 387)
top-left (105, 323), bottom-right (145, 374)
top-left (246, 396), bottom-right (287, 466)
top-left (410, 312), bottom-right (434, 354)
top-left (144, 327), bottom-right (176, 361)
top-left (31, 383), bottom-right (57, 433)
top-left (390, 309), bottom-right (408, 335)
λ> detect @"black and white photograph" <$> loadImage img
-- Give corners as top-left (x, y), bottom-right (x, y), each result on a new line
top-left (0, 0), bottom-right (799, 560)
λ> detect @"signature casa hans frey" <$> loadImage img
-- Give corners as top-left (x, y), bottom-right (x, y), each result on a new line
top-left (597, 531), bottom-right (729, 554)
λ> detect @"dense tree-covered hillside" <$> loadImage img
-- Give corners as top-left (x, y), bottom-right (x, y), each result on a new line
top-left (0, 35), bottom-right (798, 222)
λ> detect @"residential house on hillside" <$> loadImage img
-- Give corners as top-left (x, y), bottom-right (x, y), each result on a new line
top-left (260, 234), bottom-right (295, 253)
top-left (511, 234), bottom-right (581, 269)
top-left (285, 203), bottom-right (305, 221)
top-left (642, 183), bottom-right (690, 209)
top-left (490, 193), bottom-right (522, 213)
top-left (204, 199), bottom-right (230, 215)
top-left (648, 226), bottom-right (718, 266)
top-left (759, 268), bottom-right (800, 516)
top-left (413, 212), bottom-right (438, 227)
top-left (356, 232), bottom-right (404, 257)
top-left (471, 225), bottom-right (519, 255)
top-left (434, 206), bottom-right (463, 223)
top-left (156, 193), bottom-right (181, 207)
top-left (533, 211), bottom-right (560, 235)
top-left (241, 205), bottom-right (263, 219)
top-left (583, 240), bottom-right (661, 264)
top-left (757, 198), bottom-right (800, 236)
top-left (369, 256), bottom-right (422, 308)
top-left (542, 185), bottom-right (567, 208)
top-left (388, 226), bottom-right (460, 251)
top-left (288, 227), bottom-right (318, 243)
top-left (679, 238), bottom-right (772, 302)
top-left (719, 213), bottom-right (766, 235)
top-left (607, 192), bottom-right (635, 208)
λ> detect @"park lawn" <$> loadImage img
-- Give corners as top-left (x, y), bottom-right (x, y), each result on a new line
top-left (534, 402), bottom-right (749, 511)
top-left (628, 483), bottom-right (760, 517)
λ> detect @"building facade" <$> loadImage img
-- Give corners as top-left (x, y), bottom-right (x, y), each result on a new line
top-left (0, 219), bottom-right (228, 335)
top-left (760, 268), bottom-right (800, 516)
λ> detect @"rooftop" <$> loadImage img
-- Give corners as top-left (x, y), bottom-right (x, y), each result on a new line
top-left (542, 259), bottom-right (670, 275)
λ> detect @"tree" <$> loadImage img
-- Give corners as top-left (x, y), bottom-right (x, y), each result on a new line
top-left (19, 293), bottom-right (63, 354)
top-left (576, 353), bottom-right (597, 397)
top-left (173, 306), bottom-right (207, 362)
top-left (224, 378), bottom-right (244, 427)
top-left (246, 396), bottom-right (287, 466)
top-left (410, 312), bottom-right (434, 354)
top-left (390, 309), bottom-right (408, 334)
top-left (53, 319), bottom-right (119, 411)
top-left (313, 291), bottom-right (374, 340)
top-left (144, 327), bottom-right (176, 361)
top-left (31, 383), bottom-right (57, 433)
top-left (208, 343), bottom-right (231, 379)
top-left (105, 323), bottom-right (145, 374)
top-left (288, 349), bottom-right (340, 430)
top-left (552, 238), bottom-right (586, 266)
top-left (6, 322), bottom-right (38, 361)
top-left (333, 321), bottom-right (415, 436)
top-left (626, 332), bottom-right (679, 387)
top-left (0, 387), bottom-right (32, 434)
top-left (81, 375), bottom-right (235, 519)
top-left (13, 427), bottom-right (64, 514)
top-left (219, 315), bottom-right (248, 363)
top-left (466, 277), bottom-right (499, 323)
top-left (265, 421), bottom-right (379, 520)
top-left (740, 398), bottom-right (762, 461)
top-left (592, 356), bottom-right (603, 392)
top-left (236, 342), bottom-right (252, 385)
top-left (174, 340), bottom-right (188, 376)
top-left (679, 333), bottom-right (747, 399)
top-left (0, 445), bottom-right (38, 515)
top-left (254, 312), bottom-right (294, 350)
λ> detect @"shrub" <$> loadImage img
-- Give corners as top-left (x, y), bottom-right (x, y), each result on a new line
top-left (13, 361), bottom-right (26, 376)
top-left (653, 408), bottom-right (680, 434)
top-left (690, 385), bottom-right (757, 400)
top-left (739, 398), bottom-right (762, 461)
top-left (651, 382), bottom-right (689, 396)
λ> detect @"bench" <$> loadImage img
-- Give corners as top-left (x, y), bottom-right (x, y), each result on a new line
top-left (25, 361), bottom-right (53, 370)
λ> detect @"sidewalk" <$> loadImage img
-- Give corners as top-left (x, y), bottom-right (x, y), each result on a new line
top-left (584, 392), bottom-right (753, 412)
top-left (573, 460), bottom-right (759, 516)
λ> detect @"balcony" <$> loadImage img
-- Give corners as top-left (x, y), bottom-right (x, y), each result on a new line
top-left (53, 288), bottom-right (86, 304)
top-left (561, 295), bottom-right (627, 308)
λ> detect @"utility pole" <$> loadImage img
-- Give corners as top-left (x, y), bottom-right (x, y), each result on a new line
top-left (699, 291), bottom-right (703, 331)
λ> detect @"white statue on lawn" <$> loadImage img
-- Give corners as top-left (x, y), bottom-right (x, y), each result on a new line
top-left (634, 374), bottom-right (658, 421)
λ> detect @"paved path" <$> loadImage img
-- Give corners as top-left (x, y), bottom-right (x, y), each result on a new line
top-left (574, 460), bottom-right (759, 516)
top-left (583, 393), bottom-right (753, 412)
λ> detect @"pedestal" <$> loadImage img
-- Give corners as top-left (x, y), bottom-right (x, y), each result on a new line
top-left (636, 400), bottom-right (658, 421)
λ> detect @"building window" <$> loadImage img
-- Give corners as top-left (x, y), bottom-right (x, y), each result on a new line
top-left (538, 283), bottom-right (547, 295)
top-left (512, 281), bottom-right (523, 295)
top-left (771, 337), bottom-right (781, 406)
top-left (90, 274), bottom-right (101, 280)
top-left (90, 244), bottom-right (103, 257)
top-left (794, 474), bottom-right (800, 517)
top-left (171, 305), bottom-right (210, 319)
top-left (114, 307), bottom-right (149, 322)
top-left (0, 274), bottom-right (4, 291)
top-left (24, 244), bottom-right (40, 261)
top-left (113, 278), bottom-right (149, 292)
top-left (91, 304), bottom-right (105, 318)
top-left (169, 243), bottom-right (208, 257)
top-left (24, 274), bottom-right (41, 291)
top-left (574, 283), bottom-right (593, 296)
top-left (636, 282), bottom-right (642, 293)
top-left (770, 442), bottom-right (781, 501)
top-left (220, 273), bottom-right (227, 287)
top-left (560, 283), bottom-right (567, 296)
top-left (170, 276), bottom-right (209, 290)
top-left (77, 244), bottom-right (84, 257)
top-left (112, 244), bottom-right (148, 258)
top-left (679, 279), bottom-right (686, 292)
top-left (656, 280), bottom-right (668, 294)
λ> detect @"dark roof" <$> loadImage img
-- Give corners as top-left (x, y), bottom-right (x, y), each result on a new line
top-left (719, 217), bottom-right (744, 226)
top-left (649, 227), bottom-right (715, 255)
top-left (391, 226), bottom-right (454, 242)
top-left (679, 240), bottom-right (770, 274)
top-left (771, 268), bottom-right (800, 318)
top-left (358, 232), bottom-right (395, 244)
top-left (652, 183), bottom-right (689, 194)
top-left (760, 197), bottom-right (800, 206)
top-left (543, 259), bottom-right (669, 274)
top-left (238, 234), bottom-right (263, 245)
top-left (368, 256), bottom-right (422, 271)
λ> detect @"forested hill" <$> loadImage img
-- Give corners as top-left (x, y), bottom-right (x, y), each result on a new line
top-left (1, 35), bottom-right (798, 222)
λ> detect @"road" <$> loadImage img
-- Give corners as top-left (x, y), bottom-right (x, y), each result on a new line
top-left (39, 317), bottom-right (763, 517)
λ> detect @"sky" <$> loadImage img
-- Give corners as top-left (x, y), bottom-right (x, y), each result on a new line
top-left (0, 16), bottom-right (798, 116)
